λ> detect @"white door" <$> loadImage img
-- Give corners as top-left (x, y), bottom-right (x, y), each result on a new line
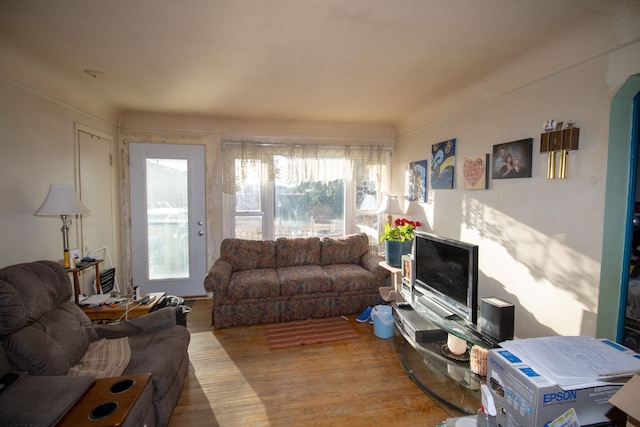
top-left (129, 142), bottom-right (206, 297)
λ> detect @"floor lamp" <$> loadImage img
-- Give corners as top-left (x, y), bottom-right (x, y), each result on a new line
top-left (35, 184), bottom-right (89, 268)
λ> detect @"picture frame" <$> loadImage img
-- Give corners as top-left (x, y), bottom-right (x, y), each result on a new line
top-left (401, 254), bottom-right (414, 289)
top-left (409, 160), bottom-right (427, 202)
top-left (462, 154), bottom-right (490, 190)
top-left (431, 138), bottom-right (456, 189)
top-left (492, 138), bottom-right (533, 179)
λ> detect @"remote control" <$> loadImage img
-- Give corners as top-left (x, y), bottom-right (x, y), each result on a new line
top-left (137, 295), bottom-right (152, 304)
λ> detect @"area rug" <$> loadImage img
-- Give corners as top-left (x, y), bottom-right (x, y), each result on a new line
top-left (265, 317), bottom-right (360, 350)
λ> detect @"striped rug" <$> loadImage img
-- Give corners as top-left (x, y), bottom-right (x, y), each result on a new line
top-left (265, 317), bottom-right (360, 350)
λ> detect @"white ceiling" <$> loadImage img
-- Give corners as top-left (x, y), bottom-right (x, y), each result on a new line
top-left (0, 0), bottom-right (635, 127)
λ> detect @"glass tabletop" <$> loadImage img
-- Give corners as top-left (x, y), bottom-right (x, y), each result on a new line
top-left (389, 333), bottom-right (482, 417)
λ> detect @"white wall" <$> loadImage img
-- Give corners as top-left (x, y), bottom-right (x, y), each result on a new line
top-left (393, 42), bottom-right (640, 339)
top-left (0, 77), bottom-right (120, 284)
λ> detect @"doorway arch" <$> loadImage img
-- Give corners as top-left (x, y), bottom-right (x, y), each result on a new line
top-left (598, 74), bottom-right (640, 341)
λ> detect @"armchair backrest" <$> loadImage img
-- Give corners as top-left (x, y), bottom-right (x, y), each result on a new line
top-left (0, 261), bottom-right (98, 375)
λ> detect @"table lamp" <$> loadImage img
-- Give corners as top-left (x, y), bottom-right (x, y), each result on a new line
top-left (376, 194), bottom-right (403, 225)
top-left (35, 184), bottom-right (89, 268)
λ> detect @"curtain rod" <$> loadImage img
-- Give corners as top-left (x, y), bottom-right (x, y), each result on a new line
top-left (222, 140), bottom-right (392, 150)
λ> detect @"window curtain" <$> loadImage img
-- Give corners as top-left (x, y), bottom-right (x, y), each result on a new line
top-left (222, 141), bottom-right (388, 197)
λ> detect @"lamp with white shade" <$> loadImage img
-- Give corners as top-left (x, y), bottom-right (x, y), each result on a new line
top-left (376, 194), bottom-right (403, 226)
top-left (34, 184), bottom-right (89, 268)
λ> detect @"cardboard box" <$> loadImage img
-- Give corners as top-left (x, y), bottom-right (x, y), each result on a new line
top-left (609, 374), bottom-right (640, 426)
top-left (487, 348), bottom-right (623, 427)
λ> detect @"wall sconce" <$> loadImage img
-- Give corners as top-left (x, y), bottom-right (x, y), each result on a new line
top-left (540, 120), bottom-right (579, 179)
top-left (34, 184), bottom-right (89, 268)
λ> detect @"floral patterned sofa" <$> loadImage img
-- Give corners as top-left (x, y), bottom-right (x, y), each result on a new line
top-left (204, 233), bottom-right (388, 328)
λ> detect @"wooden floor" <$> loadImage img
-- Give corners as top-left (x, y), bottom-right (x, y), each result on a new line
top-left (168, 299), bottom-right (450, 426)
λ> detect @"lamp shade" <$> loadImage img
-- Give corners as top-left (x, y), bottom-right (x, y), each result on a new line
top-left (34, 184), bottom-right (89, 216)
top-left (376, 194), bottom-right (402, 216)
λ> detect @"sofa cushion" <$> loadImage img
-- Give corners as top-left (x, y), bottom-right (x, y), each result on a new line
top-left (323, 264), bottom-right (378, 293)
top-left (277, 265), bottom-right (332, 296)
top-left (221, 238), bottom-right (276, 271)
top-left (0, 261), bottom-right (100, 375)
top-left (227, 268), bottom-right (280, 299)
top-left (320, 233), bottom-right (369, 266)
top-left (1, 301), bottom-right (97, 376)
top-left (276, 237), bottom-right (321, 267)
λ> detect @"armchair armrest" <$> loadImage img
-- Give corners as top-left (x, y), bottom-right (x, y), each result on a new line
top-left (93, 307), bottom-right (178, 338)
top-left (204, 259), bottom-right (232, 303)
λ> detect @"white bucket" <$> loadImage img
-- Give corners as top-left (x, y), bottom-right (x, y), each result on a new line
top-left (371, 305), bottom-right (394, 339)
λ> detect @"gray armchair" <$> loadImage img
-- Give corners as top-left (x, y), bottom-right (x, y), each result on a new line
top-left (0, 260), bottom-right (190, 426)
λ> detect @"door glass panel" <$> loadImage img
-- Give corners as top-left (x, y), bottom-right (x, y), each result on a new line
top-left (146, 158), bottom-right (189, 279)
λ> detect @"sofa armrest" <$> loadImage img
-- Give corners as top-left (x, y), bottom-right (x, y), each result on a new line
top-left (204, 259), bottom-right (232, 302)
top-left (360, 252), bottom-right (381, 272)
top-left (360, 252), bottom-right (390, 287)
top-left (0, 373), bottom-right (94, 426)
top-left (93, 307), bottom-right (178, 338)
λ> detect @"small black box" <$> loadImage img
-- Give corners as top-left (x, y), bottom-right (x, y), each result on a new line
top-left (480, 297), bottom-right (514, 342)
top-left (392, 304), bottom-right (447, 343)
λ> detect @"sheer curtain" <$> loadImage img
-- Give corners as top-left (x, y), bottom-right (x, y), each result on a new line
top-left (222, 141), bottom-right (388, 195)
top-left (222, 140), bottom-right (389, 242)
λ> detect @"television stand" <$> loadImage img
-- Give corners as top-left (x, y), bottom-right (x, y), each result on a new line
top-left (416, 294), bottom-right (455, 320)
top-left (391, 294), bottom-right (499, 416)
top-left (389, 334), bottom-right (481, 416)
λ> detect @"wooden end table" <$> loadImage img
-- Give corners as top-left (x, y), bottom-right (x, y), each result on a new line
top-left (81, 292), bottom-right (166, 322)
top-left (67, 259), bottom-right (103, 305)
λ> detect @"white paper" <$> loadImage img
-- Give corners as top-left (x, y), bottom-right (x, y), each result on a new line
top-left (499, 336), bottom-right (640, 389)
top-left (79, 294), bottom-right (110, 306)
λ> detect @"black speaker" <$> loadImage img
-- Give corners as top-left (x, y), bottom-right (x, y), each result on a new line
top-left (480, 297), bottom-right (514, 342)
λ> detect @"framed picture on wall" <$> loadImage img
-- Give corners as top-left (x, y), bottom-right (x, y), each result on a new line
top-left (409, 160), bottom-right (427, 202)
top-left (463, 154), bottom-right (490, 190)
top-left (431, 138), bottom-right (456, 189)
top-left (492, 138), bottom-right (533, 179)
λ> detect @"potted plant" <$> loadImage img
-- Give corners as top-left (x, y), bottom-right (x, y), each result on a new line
top-left (380, 218), bottom-right (421, 267)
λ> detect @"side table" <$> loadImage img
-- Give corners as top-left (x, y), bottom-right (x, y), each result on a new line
top-left (378, 261), bottom-right (405, 301)
top-left (57, 374), bottom-right (153, 427)
top-left (82, 292), bottom-right (166, 322)
top-left (67, 259), bottom-right (103, 305)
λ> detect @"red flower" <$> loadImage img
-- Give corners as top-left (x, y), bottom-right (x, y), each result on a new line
top-left (394, 218), bottom-right (421, 228)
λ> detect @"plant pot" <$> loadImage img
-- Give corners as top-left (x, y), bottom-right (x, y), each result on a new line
top-left (384, 240), bottom-right (413, 268)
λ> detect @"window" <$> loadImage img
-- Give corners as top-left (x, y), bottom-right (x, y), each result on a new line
top-left (222, 142), bottom-right (388, 246)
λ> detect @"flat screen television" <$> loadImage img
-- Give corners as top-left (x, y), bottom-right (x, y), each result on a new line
top-left (412, 231), bottom-right (479, 324)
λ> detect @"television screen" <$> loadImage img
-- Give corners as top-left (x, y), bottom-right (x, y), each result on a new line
top-left (413, 232), bottom-right (478, 324)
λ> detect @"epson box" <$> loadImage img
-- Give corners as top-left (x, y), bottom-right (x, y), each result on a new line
top-left (487, 348), bottom-right (623, 427)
